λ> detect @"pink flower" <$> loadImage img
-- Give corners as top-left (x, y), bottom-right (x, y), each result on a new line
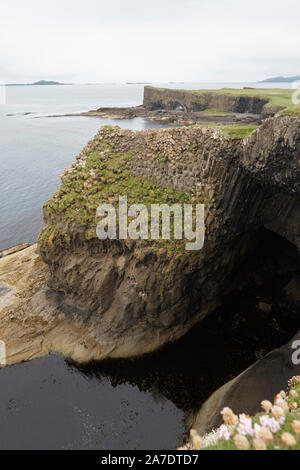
top-left (218, 424), bottom-right (231, 441)
top-left (237, 414), bottom-right (254, 436)
top-left (259, 415), bottom-right (281, 433)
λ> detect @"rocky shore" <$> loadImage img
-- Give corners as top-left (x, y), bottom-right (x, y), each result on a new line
top-left (1, 88), bottom-right (300, 445)
top-left (50, 86), bottom-right (281, 126)
top-left (0, 244), bottom-right (109, 366)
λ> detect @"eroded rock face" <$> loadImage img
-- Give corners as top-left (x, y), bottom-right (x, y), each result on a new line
top-left (38, 116), bottom-right (300, 359)
top-left (143, 86), bottom-right (269, 114)
top-left (0, 245), bottom-right (120, 366)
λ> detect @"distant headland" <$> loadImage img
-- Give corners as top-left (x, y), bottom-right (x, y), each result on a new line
top-left (6, 80), bottom-right (72, 86)
top-left (259, 75), bottom-right (300, 83)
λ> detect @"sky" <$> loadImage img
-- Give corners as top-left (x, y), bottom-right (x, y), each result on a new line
top-left (0, 0), bottom-right (299, 83)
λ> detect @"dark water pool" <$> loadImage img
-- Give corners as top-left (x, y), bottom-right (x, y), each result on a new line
top-left (1, 229), bottom-right (299, 450)
top-left (0, 354), bottom-right (184, 450)
top-left (0, 285), bottom-right (297, 450)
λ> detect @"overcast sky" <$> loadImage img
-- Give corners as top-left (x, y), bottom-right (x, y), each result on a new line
top-left (0, 0), bottom-right (299, 83)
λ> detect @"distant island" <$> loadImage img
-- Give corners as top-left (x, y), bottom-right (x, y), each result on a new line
top-left (259, 75), bottom-right (300, 83)
top-left (126, 82), bottom-right (152, 85)
top-left (7, 80), bottom-right (71, 86)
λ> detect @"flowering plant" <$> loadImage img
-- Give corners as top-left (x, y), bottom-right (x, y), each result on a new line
top-left (180, 377), bottom-right (300, 451)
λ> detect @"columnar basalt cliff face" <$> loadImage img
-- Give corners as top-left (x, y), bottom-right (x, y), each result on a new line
top-left (143, 86), bottom-right (270, 114)
top-left (38, 116), bottom-right (300, 360)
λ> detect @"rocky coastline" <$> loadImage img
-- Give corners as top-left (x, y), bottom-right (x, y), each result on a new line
top-left (49, 86), bottom-right (282, 126)
top-left (1, 87), bottom-right (300, 445)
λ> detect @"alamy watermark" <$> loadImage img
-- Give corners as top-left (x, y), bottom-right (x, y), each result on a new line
top-left (292, 339), bottom-right (300, 366)
top-left (96, 196), bottom-right (205, 251)
top-left (291, 81), bottom-right (300, 105)
top-left (0, 340), bottom-right (6, 366)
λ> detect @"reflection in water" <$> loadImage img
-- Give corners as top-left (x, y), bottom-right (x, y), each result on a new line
top-left (0, 354), bottom-right (184, 450)
top-left (1, 84), bottom-right (299, 449)
top-left (1, 222), bottom-right (299, 450)
top-left (0, 277), bottom-right (298, 451)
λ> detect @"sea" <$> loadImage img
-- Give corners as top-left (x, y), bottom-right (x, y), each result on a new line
top-left (0, 81), bottom-right (294, 450)
top-left (0, 81), bottom-right (293, 251)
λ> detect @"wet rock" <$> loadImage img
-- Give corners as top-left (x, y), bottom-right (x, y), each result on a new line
top-left (0, 243), bottom-right (30, 258)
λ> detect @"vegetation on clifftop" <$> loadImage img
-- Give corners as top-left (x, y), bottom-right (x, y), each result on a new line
top-left (191, 88), bottom-right (293, 107)
top-left (198, 88), bottom-right (300, 118)
top-left (39, 125), bottom-right (214, 254)
top-left (222, 125), bottom-right (259, 139)
top-left (282, 104), bottom-right (300, 119)
top-left (146, 86), bottom-right (300, 117)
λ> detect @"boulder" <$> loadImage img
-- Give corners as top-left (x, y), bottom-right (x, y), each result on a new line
top-left (190, 331), bottom-right (300, 435)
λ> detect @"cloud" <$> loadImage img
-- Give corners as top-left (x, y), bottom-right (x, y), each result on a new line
top-left (0, 0), bottom-right (299, 83)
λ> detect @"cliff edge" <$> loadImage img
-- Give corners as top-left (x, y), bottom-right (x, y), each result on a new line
top-left (37, 116), bottom-right (300, 360)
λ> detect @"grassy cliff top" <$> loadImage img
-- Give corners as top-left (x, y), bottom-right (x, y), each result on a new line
top-left (194, 88), bottom-right (300, 117)
top-left (147, 86), bottom-right (293, 106)
top-left (146, 86), bottom-right (300, 117)
top-left (191, 87), bottom-right (293, 107)
top-left (40, 125), bottom-right (220, 254)
top-left (42, 123), bottom-right (249, 228)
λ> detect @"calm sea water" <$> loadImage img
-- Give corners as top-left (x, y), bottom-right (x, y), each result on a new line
top-left (0, 82), bottom-right (293, 251)
top-left (0, 355), bottom-right (184, 450)
top-left (0, 82), bottom-right (295, 450)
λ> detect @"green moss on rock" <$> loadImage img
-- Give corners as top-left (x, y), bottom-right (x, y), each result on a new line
top-left (41, 125), bottom-right (212, 254)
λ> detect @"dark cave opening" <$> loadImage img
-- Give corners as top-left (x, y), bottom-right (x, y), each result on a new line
top-left (73, 227), bottom-right (300, 415)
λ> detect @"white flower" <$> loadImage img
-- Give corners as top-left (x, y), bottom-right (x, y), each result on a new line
top-left (259, 415), bottom-right (281, 433)
top-left (292, 420), bottom-right (300, 434)
top-left (234, 434), bottom-right (250, 450)
top-left (274, 397), bottom-right (284, 405)
top-left (202, 430), bottom-right (220, 447)
top-left (277, 400), bottom-right (289, 414)
top-left (272, 405), bottom-right (285, 420)
top-left (261, 400), bottom-right (272, 412)
top-left (281, 432), bottom-right (296, 447)
top-left (237, 414), bottom-right (254, 436)
top-left (253, 423), bottom-right (262, 438)
top-left (221, 407), bottom-right (237, 425)
top-left (253, 438), bottom-right (267, 450)
top-left (218, 424), bottom-right (231, 441)
top-left (259, 427), bottom-right (273, 443)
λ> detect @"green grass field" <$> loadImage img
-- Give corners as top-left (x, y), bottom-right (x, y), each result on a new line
top-left (190, 87), bottom-right (294, 107)
top-left (192, 88), bottom-right (300, 118)
top-left (150, 88), bottom-right (300, 118)
top-left (150, 85), bottom-right (300, 119)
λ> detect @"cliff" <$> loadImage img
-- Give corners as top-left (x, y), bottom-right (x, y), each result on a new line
top-left (65, 86), bottom-right (296, 125)
top-left (0, 244), bottom-right (104, 366)
top-left (37, 115), bottom-right (300, 360)
top-left (143, 86), bottom-right (273, 115)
